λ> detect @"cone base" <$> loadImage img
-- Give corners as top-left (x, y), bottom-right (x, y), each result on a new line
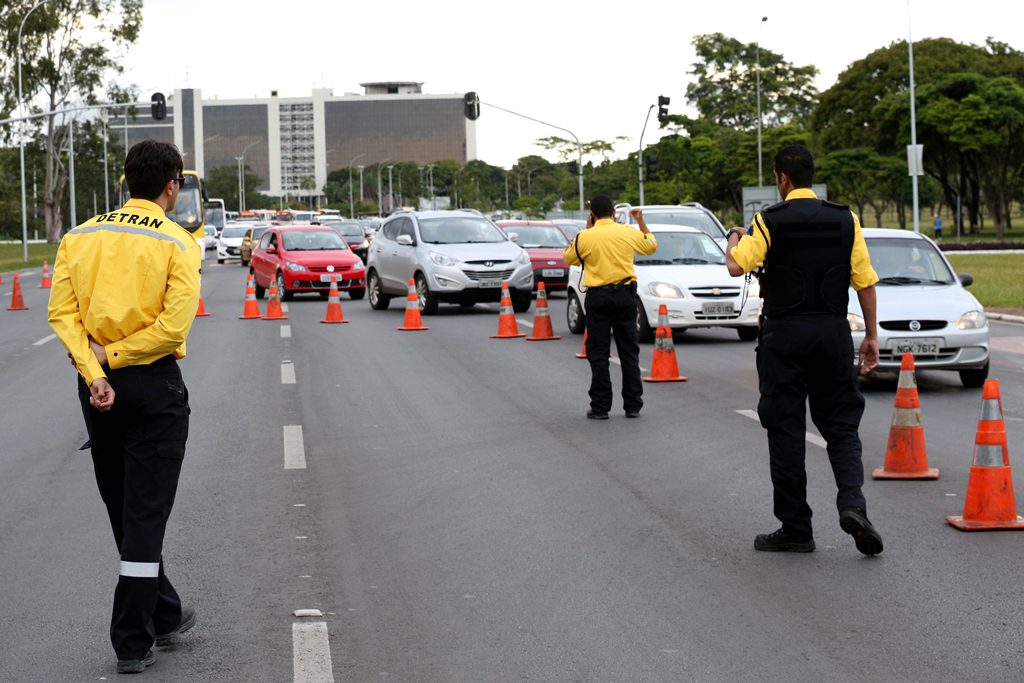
top-left (320, 319), bottom-right (350, 324)
top-left (263, 313), bottom-right (288, 320)
top-left (491, 333), bottom-right (526, 339)
top-left (8, 306), bottom-right (29, 311)
top-left (575, 353), bottom-right (587, 358)
top-left (526, 335), bottom-right (561, 341)
top-left (398, 325), bottom-right (430, 331)
top-left (195, 312), bottom-right (211, 317)
top-left (239, 314), bottom-right (261, 320)
top-left (946, 515), bottom-right (1024, 531)
top-left (873, 467), bottom-right (939, 480)
top-left (643, 376), bottom-right (688, 383)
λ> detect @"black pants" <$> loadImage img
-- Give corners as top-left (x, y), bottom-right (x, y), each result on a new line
top-left (755, 315), bottom-right (867, 537)
top-left (584, 285), bottom-right (643, 414)
top-left (77, 357), bottom-right (189, 659)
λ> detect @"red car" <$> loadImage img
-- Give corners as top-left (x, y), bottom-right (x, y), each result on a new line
top-left (496, 220), bottom-right (571, 291)
top-left (250, 226), bottom-right (366, 300)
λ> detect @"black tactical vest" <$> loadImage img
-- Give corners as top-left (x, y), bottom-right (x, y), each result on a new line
top-left (758, 198), bottom-right (855, 318)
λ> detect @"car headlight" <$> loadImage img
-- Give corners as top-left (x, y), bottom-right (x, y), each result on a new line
top-left (847, 313), bottom-right (865, 332)
top-left (430, 251), bottom-right (460, 267)
top-left (285, 261), bottom-right (307, 272)
top-left (956, 310), bottom-right (987, 329)
top-left (648, 281), bottom-right (684, 298)
top-left (351, 260), bottom-right (364, 271)
top-left (514, 251), bottom-right (530, 265)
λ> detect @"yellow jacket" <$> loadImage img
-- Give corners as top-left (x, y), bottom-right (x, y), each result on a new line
top-left (563, 218), bottom-right (657, 287)
top-left (48, 198), bottom-right (202, 385)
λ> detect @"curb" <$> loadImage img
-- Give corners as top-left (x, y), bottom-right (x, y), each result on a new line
top-left (987, 312), bottom-right (1024, 324)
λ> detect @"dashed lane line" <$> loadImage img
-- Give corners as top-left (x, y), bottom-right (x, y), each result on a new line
top-left (281, 324), bottom-right (292, 339)
top-left (292, 620), bottom-right (334, 682)
top-left (282, 360), bottom-right (296, 384)
top-left (33, 333), bottom-right (56, 346)
top-left (735, 409), bottom-right (828, 449)
top-left (284, 425), bottom-right (306, 470)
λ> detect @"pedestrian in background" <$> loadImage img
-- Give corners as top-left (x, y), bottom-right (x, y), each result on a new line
top-left (725, 144), bottom-right (884, 556)
top-left (933, 213), bottom-right (943, 240)
top-left (48, 139), bottom-right (201, 674)
top-left (564, 195), bottom-right (657, 419)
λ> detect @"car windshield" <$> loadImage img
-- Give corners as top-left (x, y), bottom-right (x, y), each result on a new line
top-left (419, 217), bottom-right (507, 244)
top-left (507, 225), bottom-right (569, 248)
top-left (867, 237), bottom-right (954, 285)
top-left (251, 227), bottom-right (268, 241)
top-left (637, 211), bottom-right (725, 240)
top-left (221, 226), bottom-right (249, 239)
top-left (635, 232), bottom-right (726, 266)
top-left (331, 224), bottom-right (365, 238)
top-left (282, 230), bottom-right (347, 251)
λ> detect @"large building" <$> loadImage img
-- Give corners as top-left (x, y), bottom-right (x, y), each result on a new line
top-left (109, 82), bottom-right (476, 199)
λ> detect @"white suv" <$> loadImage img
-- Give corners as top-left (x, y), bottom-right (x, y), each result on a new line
top-left (615, 202), bottom-right (729, 248)
top-left (366, 210), bottom-right (533, 314)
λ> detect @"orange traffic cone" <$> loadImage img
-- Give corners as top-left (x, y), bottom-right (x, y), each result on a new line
top-left (947, 379), bottom-right (1024, 530)
top-left (526, 282), bottom-right (560, 341)
top-left (874, 353), bottom-right (939, 479)
top-left (39, 261), bottom-right (51, 288)
top-left (238, 274), bottom-right (262, 319)
top-left (8, 272), bottom-right (28, 311)
top-left (263, 280), bottom-right (288, 320)
top-left (195, 295), bottom-right (211, 317)
top-left (643, 304), bottom-right (686, 382)
top-left (320, 277), bottom-right (349, 324)
top-left (575, 330), bottom-right (588, 358)
top-left (397, 278), bottom-right (429, 331)
top-left (491, 281), bottom-right (525, 339)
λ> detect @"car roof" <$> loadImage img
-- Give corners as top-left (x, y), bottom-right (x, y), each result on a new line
top-left (495, 220), bottom-right (559, 227)
top-left (647, 223), bottom-right (703, 234)
top-left (861, 227), bottom-right (930, 240)
top-left (393, 210), bottom-right (491, 220)
top-left (274, 225), bottom-right (336, 231)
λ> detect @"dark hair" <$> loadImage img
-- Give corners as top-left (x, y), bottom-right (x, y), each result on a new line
top-left (589, 195), bottom-right (615, 218)
top-left (773, 145), bottom-right (814, 188)
top-left (124, 140), bottom-right (183, 200)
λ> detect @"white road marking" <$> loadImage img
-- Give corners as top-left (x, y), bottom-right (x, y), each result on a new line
top-left (281, 324), bottom-right (292, 338)
top-left (282, 303), bottom-right (290, 313)
top-left (32, 333), bottom-right (56, 346)
top-left (516, 319), bottom-right (533, 328)
top-left (282, 361), bottom-right (296, 384)
top-left (284, 425), bottom-right (306, 470)
top-left (292, 621), bottom-right (335, 683)
top-left (608, 356), bottom-right (649, 373)
top-left (735, 409), bottom-right (827, 449)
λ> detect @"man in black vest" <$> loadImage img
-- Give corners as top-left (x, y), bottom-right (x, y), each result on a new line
top-left (725, 145), bottom-right (884, 556)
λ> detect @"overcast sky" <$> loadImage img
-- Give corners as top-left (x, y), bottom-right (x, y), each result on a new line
top-left (120, 0), bottom-right (1017, 169)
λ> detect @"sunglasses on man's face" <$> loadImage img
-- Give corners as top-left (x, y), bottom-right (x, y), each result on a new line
top-left (171, 176), bottom-right (186, 187)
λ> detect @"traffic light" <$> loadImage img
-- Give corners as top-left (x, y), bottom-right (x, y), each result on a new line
top-left (150, 92), bottom-right (166, 121)
top-left (657, 95), bottom-right (670, 123)
top-left (645, 154), bottom-right (658, 181)
top-left (463, 91), bottom-right (480, 121)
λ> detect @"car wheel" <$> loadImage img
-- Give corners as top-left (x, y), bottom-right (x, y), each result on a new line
top-left (959, 362), bottom-right (989, 388)
top-left (277, 271), bottom-right (293, 301)
top-left (416, 274), bottom-right (438, 315)
top-left (511, 290), bottom-right (532, 313)
top-left (367, 270), bottom-right (391, 310)
top-left (217, 258), bottom-right (224, 264)
top-left (349, 288), bottom-right (365, 300)
top-left (252, 271), bottom-right (265, 299)
top-left (636, 298), bottom-right (655, 343)
top-left (566, 291), bottom-right (585, 334)
top-left (737, 326), bottom-right (759, 342)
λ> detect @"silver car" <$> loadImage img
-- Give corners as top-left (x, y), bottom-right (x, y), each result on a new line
top-left (849, 228), bottom-right (989, 387)
top-left (366, 210), bottom-right (533, 314)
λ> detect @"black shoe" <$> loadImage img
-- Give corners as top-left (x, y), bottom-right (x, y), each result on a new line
top-left (754, 528), bottom-right (816, 553)
top-left (625, 411), bottom-right (640, 418)
top-left (117, 650), bottom-right (155, 674)
top-left (839, 509), bottom-right (884, 556)
top-left (155, 606), bottom-right (196, 646)
top-left (586, 410), bottom-right (609, 420)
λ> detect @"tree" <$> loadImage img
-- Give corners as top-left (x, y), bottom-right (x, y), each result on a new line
top-left (686, 32), bottom-right (819, 130)
top-left (1, 0), bottom-right (143, 242)
top-left (204, 163), bottom-right (269, 212)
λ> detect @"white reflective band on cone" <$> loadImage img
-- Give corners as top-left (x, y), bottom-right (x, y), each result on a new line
top-left (974, 444), bottom-right (1005, 467)
top-left (891, 407), bottom-right (922, 427)
top-left (120, 561), bottom-right (160, 578)
top-left (897, 370), bottom-right (916, 389)
top-left (980, 399), bottom-right (1002, 421)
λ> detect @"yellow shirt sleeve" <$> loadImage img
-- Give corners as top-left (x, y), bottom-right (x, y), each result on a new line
top-left (104, 240), bottom-right (201, 368)
top-left (730, 213), bottom-right (770, 273)
top-left (849, 213), bottom-right (879, 291)
top-left (634, 231), bottom-right (657, 255)
top-left (563, 235), bottom-right (580, 265)
top-left (47, 238), bottom-right (107, 385)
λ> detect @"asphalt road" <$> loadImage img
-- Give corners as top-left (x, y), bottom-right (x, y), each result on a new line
top-left (2, 259), bottom-right (1023, 682)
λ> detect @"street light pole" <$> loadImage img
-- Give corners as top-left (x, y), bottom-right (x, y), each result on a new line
top-left (376, 157), bottom-right (392, 216)
top-left (386, 164), bottom-right (395, 212)
top-left (638, 104), bottom-right (655, 205)
top-left (756, 15), bottom-right (768, 187)
top-left (18, 0), bottom-right (51, 261)
top-left (347, 152), bottom-right (365, 218)
top-left (907, 1), bottom-right (921, 234)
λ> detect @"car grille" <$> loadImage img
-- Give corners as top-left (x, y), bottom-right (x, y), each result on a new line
top-left (689, 287), bottom-right (742, 298)
top-left (292, 279), bottom-right (358, 289)
top-left (694, 312), bottom-right (742, 321)
top-left (464, 260), bottom-right (512, 266)
top-left (879, 320), bottom-right (947, 331)
top-left (226, 247), bottom-right (240, 255)
top-left (306, 265), bottom-right (348, 273)
top-left (464, 268), bottom-right (516, 281)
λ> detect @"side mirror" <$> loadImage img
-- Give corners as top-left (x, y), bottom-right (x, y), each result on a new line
top-left (266, 246), bottom-right (277, 254)
top-left (957, 272), bottom-right (973, 287)
top-left (396, 234), bottom-right (414, 246)
top-left (507, 232), bottom-right (520, 243)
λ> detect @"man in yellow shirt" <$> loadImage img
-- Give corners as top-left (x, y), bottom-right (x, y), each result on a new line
top-left (725, 144), bottom-right (883, 556)
top-left (564, 195), bottom-right (657, 419)
top-left (48, 140), bottom-right (201, 673)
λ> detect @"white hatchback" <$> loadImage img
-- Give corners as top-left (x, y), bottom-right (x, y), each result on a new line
top-left (849, 228), bottom-right (990, 387)
top-left (566, 224), bottom-right (760, 342)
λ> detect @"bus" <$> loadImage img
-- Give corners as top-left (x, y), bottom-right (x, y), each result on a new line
top-left (118, 170), bottom-right (207, 242)
top-left (205, 197), bottom-right (226, 236)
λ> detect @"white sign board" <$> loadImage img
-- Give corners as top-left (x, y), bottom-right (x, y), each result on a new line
top-left (907, 144), bottom-right (924, 176)
top-left (742, 184), bottom-right (828, 227)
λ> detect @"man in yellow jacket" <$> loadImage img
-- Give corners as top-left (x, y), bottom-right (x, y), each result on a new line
top-left (48, 140), bottom-right (201, 674)
top-left (564, 195), bottom-right (657, 419)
